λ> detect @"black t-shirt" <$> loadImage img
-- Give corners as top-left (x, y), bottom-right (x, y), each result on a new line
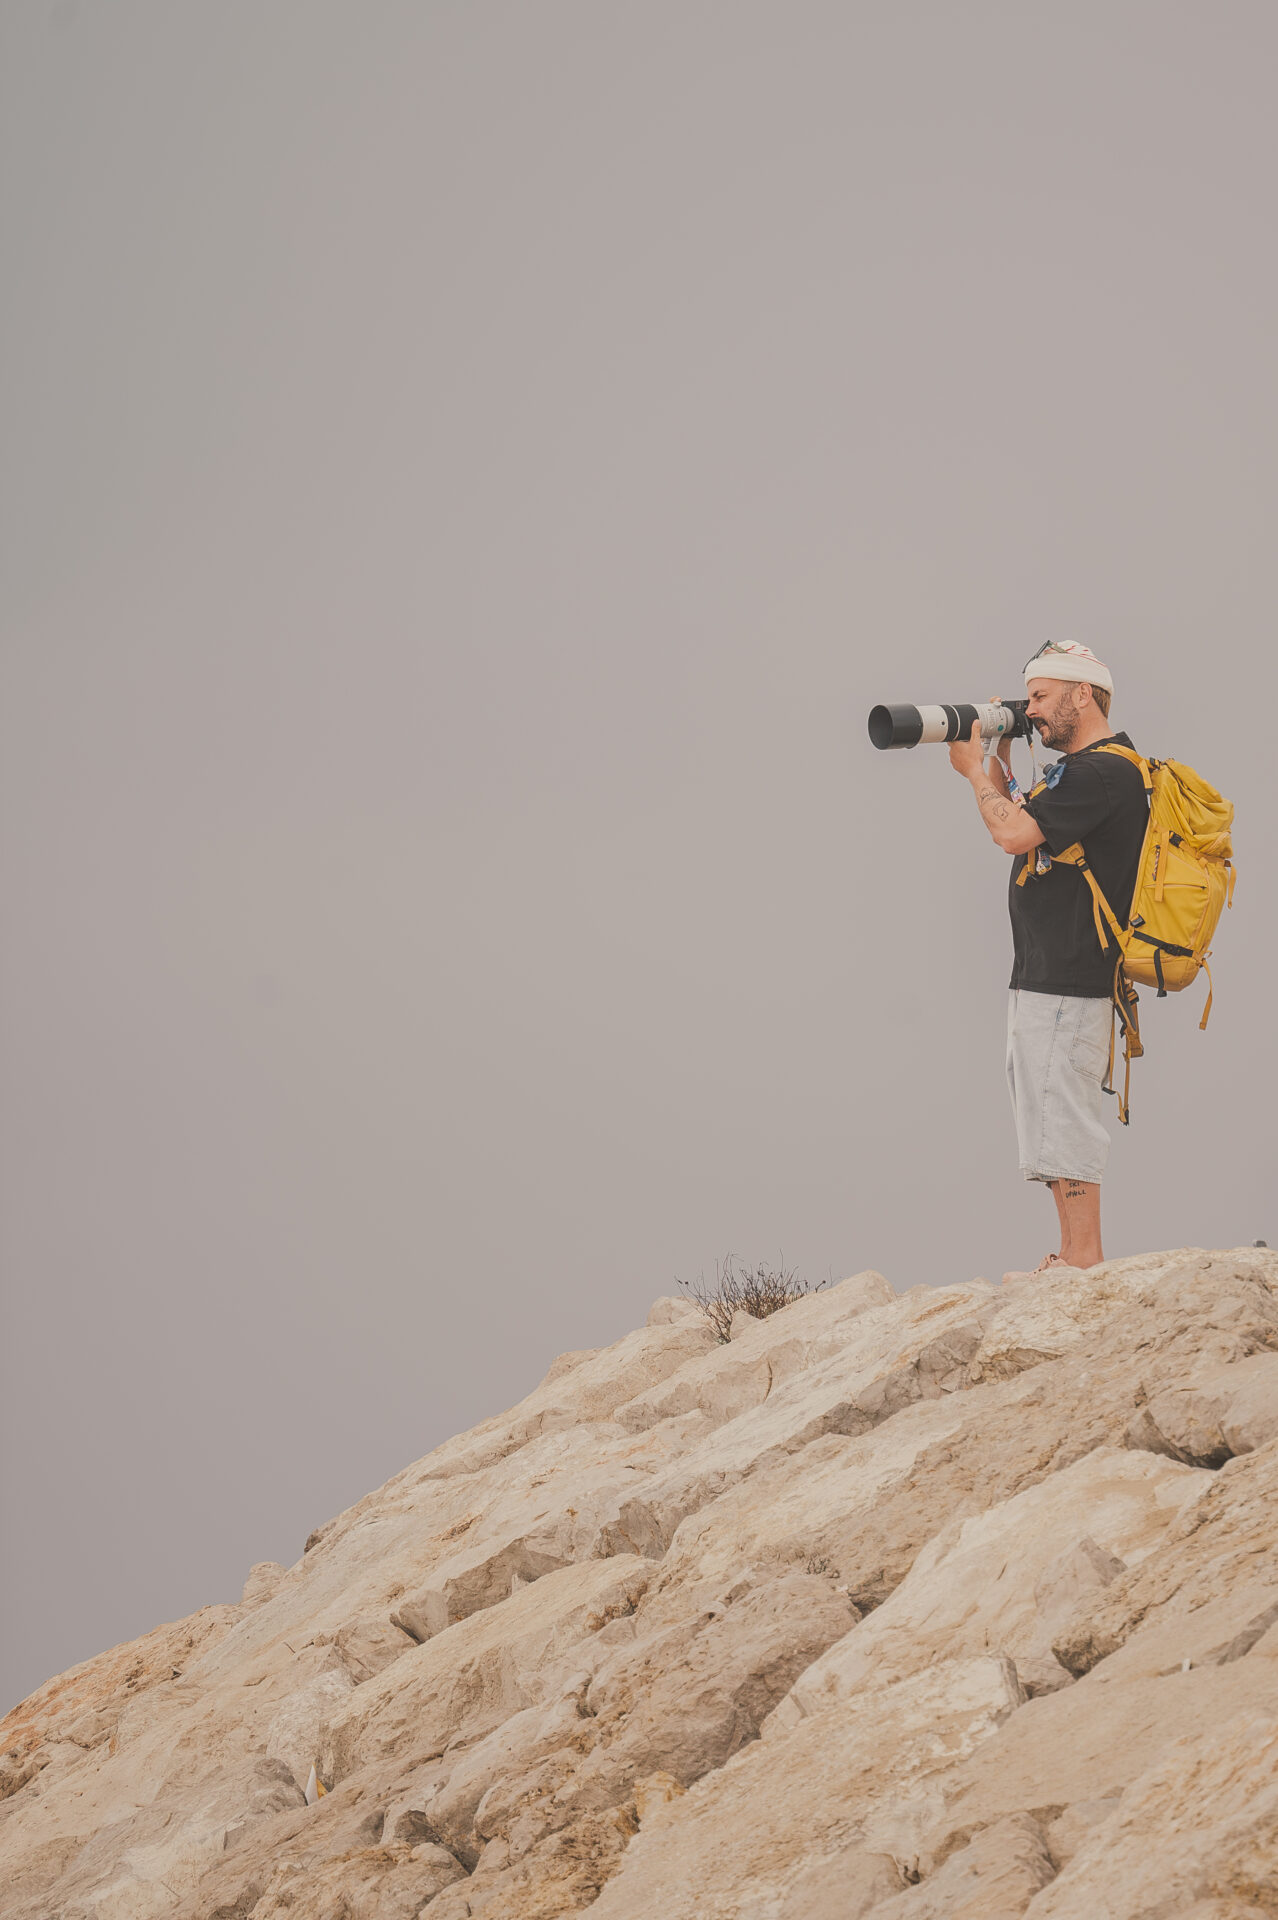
top-left (1008, 732), bottom-right (1149, 999)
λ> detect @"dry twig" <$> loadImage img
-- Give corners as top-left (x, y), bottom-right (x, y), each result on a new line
top-left (677, 1255), bottom-right (823, 1343)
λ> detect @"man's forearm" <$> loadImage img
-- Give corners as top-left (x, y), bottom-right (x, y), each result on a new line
top-left (948, 722), bottom-right (1045, 854)
top-left (969, 758), bottom-right (1017, 841)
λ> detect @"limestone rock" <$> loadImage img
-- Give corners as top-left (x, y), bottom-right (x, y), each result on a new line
top-left (646, 1296), bottom-right (699, 1326)
top-left (869, 1811), bottom-right (1057, 1917)
top-left (599, 1278), bottom-right (1002, 1558)
top-left (1127, 1348), bottom-right (1278, 1465)
top-left (1023, 1710), bottom-right (1278, 1916)
top-left (240, 1561), bottom-right (288, 1609)
top-left (771, 1447), bottom-right (1210, 1726)
top-left (3, 1244), bottom-right (1277, 1920)
top-left (263, 1659), bottom-right (355, 1789)
top-left (589, 1657), bottom-right (1026, 1918)
top-left (538, 1347), bottom-right (600, 1385)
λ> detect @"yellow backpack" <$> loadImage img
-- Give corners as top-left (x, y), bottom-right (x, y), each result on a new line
top-left (1026, 745), bottom-right (1236, 1123)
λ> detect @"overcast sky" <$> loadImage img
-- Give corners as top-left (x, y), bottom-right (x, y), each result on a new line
top-left (3, 0), bottom-right (1275, 1712)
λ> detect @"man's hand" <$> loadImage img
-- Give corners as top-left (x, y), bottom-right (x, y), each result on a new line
top-left (948, 719), bottom-right (986, 781)
top-left (988, 693), bottom-right (1014, 770)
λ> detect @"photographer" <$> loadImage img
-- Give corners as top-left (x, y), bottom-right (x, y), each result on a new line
top-left (949, 642), bottom-right (1149, 1280)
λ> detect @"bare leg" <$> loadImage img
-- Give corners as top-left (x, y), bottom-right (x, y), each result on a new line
top-left (1048, 1181), bottom-right (1071, 1264)
top-left (1049, 1179), bottom-right (1103, 1268)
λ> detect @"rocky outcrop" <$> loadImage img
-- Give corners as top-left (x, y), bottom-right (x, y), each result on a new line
top-left (3, 1246), bottom-right (1277, 1918)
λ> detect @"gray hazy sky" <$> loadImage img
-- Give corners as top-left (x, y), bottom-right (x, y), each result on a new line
top-left (3, 1), bottom-right (1275, 1712)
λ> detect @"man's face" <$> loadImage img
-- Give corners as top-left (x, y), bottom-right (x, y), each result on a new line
top-left (1025, 677), bottom-right (1086, 751)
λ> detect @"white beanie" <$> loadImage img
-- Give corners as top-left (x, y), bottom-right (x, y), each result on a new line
top-left (1023, 640), bottom-right (1113, 694)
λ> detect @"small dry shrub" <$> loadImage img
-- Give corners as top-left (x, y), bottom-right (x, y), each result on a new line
top-left (677, 1256), bottom-right (824, 1344)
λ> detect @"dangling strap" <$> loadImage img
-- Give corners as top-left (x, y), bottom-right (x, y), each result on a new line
top-left (1112, 1029), bottom-right (1128, 1128)
top-left (1102, 957), bottom-right (1142, 1126)
top-left (1112, 1029), bottom-right (1128, 1121)
top-left (1199, 957), bottom-right (1213, 1030)
top-left (1102, 1000), bottom-right (1134, 1126)
top-left (1227, 863), bottom-right (1237, 907)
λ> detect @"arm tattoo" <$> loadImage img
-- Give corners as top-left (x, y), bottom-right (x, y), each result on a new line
top-left (977, 784), bottom-right (1013, 824)
top-left (1063, 1180), bottom-right (1090, 1199)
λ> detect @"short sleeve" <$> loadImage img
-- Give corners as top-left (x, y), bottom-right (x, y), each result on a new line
top-left (1023, 757), bottom-right (1113, 856)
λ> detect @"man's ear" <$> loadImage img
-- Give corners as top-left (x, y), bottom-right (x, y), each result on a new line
top-left (1074, 681), bottom-right (1092, 710)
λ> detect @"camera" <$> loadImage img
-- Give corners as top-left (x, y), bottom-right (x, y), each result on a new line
top-left (867, 700), bottom-right (1032, 751)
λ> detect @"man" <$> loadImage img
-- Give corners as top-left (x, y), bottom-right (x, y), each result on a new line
top-left (949, 641), bottom-right (1149, 1279)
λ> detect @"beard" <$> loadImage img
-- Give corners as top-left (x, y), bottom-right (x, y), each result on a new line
top-left (1034, 695), bottom-right (1083, 752)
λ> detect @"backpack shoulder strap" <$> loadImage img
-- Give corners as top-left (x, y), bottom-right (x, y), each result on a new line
top-left (1051, 844), bottom-right (1127, 949)
top-left (1091, 741), bottom-right (1154, 792)
top-left (1056, 743), bottom-right (1154, 946)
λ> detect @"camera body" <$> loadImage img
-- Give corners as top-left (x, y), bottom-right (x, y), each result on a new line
top-left (868, 700), bottom-right (1031, 750)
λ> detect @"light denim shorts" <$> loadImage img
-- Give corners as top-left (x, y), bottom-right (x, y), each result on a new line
top-left (1006, 990), bottom-right (1113, 1185)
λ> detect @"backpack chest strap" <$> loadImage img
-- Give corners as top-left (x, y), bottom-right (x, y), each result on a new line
top-left (1021, 841), bottom-right (1126, 952)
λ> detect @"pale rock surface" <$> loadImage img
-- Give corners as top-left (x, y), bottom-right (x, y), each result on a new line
top-left (240, 1561), bottom-right (288, 1609)
top-left (1024, 1710), bottom-right (1278, 1916)
top-left (2, 1246), bottom-right (1276, 1920)
top-left (870, 1812), bottom-right (1057, 1918)
top-left (771, 1445), bottom-right (1211, 1724)
top-left (589, 1656), bottom-right (1027, 1918)
top-left (644, 1294), bottom-right (699, 1326)
top-left (600, 1275), bottom-right (1002, 1557)
top-left (1127, 1346), bottom-right (1278, 1465)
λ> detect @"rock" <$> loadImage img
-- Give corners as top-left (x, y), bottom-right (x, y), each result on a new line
top-left (1053, 1441), bottom-right (1278, 1679)
top-left (588, 1657), bottom-right (1025, 1919)
top-left (972, 1246), bottom-right (1277, 1383)
top-left (868, 1811), bottom-right (1056, 1917)
top-left (1027, 1535), bottom-right (1126, 1688)
top-left (646, 1297), bottom-right (700, 1326)
top-left (384, 1432), bottom-right (670, 1641)
top-left (767, 1850), bottom-right (906, 1919)
top-left (1127, 1349), bottom-right (1278, 1465)
top-left (382, 1784), bottom-right (447, 1846)
top-left (599, 1280), bottom-right (1002, 1557)
top-left (633, 1770), bottom-right (684, 1821)
top-left (613, 1268), bottom-right (899, 1434)
top-left (324, 1555), bottom-right (652, 1781)
top-left (65, 1709), bottom-right (116, 1750)
top-left (427, 1687), bottom-right (595, 1863)
top-left (1033, 1535), bottom-right (1126, 1631)
top-left (910, 1660), bottom-right (1278, 1878)
top-left (325, 1611), bottom-right (417, 1683)
top-left (538, 1347), bottom-right (600, 1385)
top-left (579, 1569), bottom-right (858, 1789)
top-left (245, 1838), bottom-right (466, 1919)
top-left (406, 1840), bottom-right (468, 1893)
top-left (3, 1245), bottom-right (1278, 1920)
top-left (240, 1562), bottom-right (287, 1609)
top-left (1042, 1795), bottom-right (1122, 1867)
top-left (1022, 1711), bottom-right (1278, 1916)
top-left (264, 1660), bottom-right (355, 1789)
top-left (508, 1317), bottom-right (721, 1434)
top-left (1219, 1350), bottom-right (1278, 1451)
top-left (771, 1448), bottom-right (1210, 1727)
top-left (651, 1392), bottom-right (976, 1599)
